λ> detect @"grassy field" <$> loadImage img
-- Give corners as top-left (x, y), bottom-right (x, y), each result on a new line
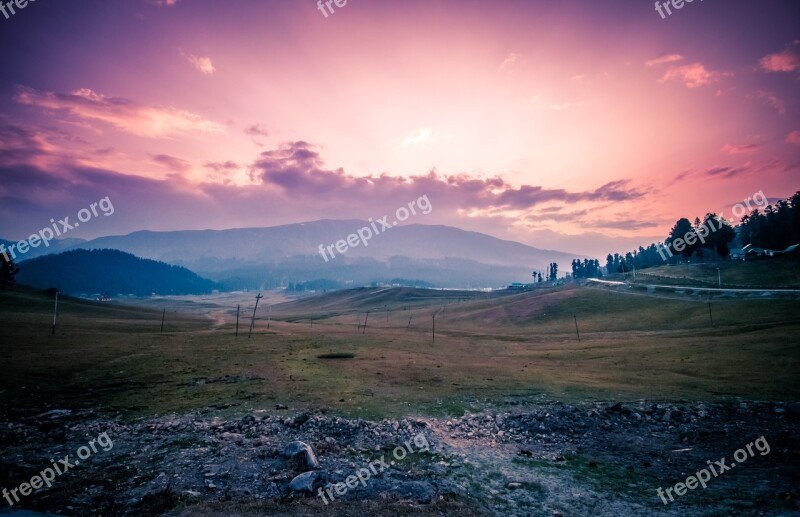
top-left (628, 259), bottom-right (800, 288)
top-left (2, 276), bottom-right (799, 422)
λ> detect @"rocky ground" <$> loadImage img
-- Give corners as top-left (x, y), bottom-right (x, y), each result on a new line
top-left (1, 400), bottom-right (798, 516)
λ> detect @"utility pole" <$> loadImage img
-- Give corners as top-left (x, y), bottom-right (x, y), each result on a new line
top-left (573, 314), bottom-right (581, 342)
top-left (160, 309), bottom-right (165, 333)
top-left (267, 305), bottom-right (271, 329)
top-left (248, 293), bottom-right (263, 338)
top-left (235, 304), bottom-right (240, 337)
top-left (51, 290), bottom-right (59, 335)
top-left (432, 313), bottom-right (435, 344)
top-left (708, 302), bottom-right (713, 326)
top-left (362, 311), bottom-right (369, 334)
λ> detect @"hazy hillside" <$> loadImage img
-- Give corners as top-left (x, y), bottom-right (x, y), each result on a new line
top-left (17, 249), bottom-right (219, 296)
top-left (69, 221), bottom-right (579, 288)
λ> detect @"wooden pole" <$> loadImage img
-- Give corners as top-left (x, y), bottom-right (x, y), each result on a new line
top-left (362, 311), bottom-right (369, 334)
top-left (161, 308), bottom-right (165, 333)
top-left (51, 291), bottom-right (59, 335)
top-left (248, 293), bottom-right (263, 338)
top-left (432, 313), bottom-right (435, 344)
top-left (573, 314), bottom-right (580, 342)
top-left (267, 305), bottom-right (270, 329)
top-left (235, 304), bottom-right (240, 336)
top-left (708, 302), bottom-right (713, 326)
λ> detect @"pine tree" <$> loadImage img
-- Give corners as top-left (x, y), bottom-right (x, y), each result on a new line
top-left (1, 253), bottom-right (20, 288)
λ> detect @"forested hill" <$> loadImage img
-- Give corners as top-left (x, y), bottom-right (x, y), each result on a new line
top-left (16, 249), bottom-right (219, 296)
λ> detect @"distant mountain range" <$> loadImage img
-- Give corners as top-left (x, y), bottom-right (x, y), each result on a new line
top-left (6, 221), bottom-right (580, 289)
top-left (17, 249), bottom-right (219, 296)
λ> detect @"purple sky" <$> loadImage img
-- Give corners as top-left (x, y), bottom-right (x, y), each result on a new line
top-left (1, 0), bottom-right (798, 257)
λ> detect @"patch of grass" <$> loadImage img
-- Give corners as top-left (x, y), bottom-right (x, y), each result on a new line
top-left (2, 281), bottom-right (799, 421)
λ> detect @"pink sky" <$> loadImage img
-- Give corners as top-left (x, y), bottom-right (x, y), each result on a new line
top-left (0, 0), bottom-right (798, 257)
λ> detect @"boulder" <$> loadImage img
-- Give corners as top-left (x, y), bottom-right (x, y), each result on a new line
top-left (283, 440), bottom-right (320, 469)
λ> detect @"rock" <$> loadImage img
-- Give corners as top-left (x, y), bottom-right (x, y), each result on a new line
top-left (289, 471), bottom-right (322, 493)
top-left (287, 412), bottom-right (310, 427)
top-left (283, 440), bottom-right (320, 469)
top-left (275, 404), bottom-right (288, 410)
top-left (431, 462), bottom-right (447, 475)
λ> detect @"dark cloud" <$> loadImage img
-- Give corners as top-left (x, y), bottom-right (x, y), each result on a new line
top-left (151, 154), bottom-right (190, 173)
top-left (584, 219), bottom-right (660, 230)
top-left (204, 160), bottom-right (239, 172)
top-left (244, 124), bottom-right (269, 137)
top-left (1, 134), bottom-right (648, 247)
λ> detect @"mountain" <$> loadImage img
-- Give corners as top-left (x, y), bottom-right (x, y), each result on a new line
top-left (16, 249), bottom-right (219, 296)
top-left (68, 221), bottom-right (579, 289)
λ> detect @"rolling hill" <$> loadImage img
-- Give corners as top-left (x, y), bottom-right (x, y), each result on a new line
top-left (16, 249), bottom-right (219, 296)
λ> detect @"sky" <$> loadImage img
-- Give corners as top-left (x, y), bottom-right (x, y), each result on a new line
top-left (0, 0), bottom-right (798, 257)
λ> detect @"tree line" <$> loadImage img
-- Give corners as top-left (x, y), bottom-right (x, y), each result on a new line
top-left (605, 190), bottom-right (799, 275)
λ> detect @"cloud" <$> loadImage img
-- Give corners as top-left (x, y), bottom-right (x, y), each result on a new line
top-left (661, 63), bottom-right (718, 88)
top-left (759, 42), bottom-right (800, 73)
top-left (584, 219), bottom-right (659, 231)
top-left (204, 160), bottom-right (239, 172)
top-left (0, 131), bottom-right (650, 247)
top-left (402, 128), bottom-right (432, 147)
top-left (721, 143), bottom-right (758, 155)
top-left (697, 159), bottom-right (791, 181)
top-left (244, 124), bottom-right (269, 137)
top-left (786, 130), bottom-right (800, 146)
top-left (15, 86), bottom-right (225, 138)
top-left (186, 54), bottom-right (215, 75)
top-left (703, 164), bottom-right (754, 179)
top-left (752, 90), bottom-right (786, 115)
top-left (250, 141), bottom-right (645, 211)
top-left (550, 101), bottom-right (585, 111)
top-left (495, 180), bottom-right (644, 210)
top-left (645, 54), bottom-right (683, 67)
top-left (525, 209), bottom-right (589, 223)
top-left (499, 53), bottom-right (522, 72)
top-left (152, 154), bottom-right (191, 173)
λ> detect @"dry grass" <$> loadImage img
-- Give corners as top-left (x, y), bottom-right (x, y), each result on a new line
top-left (2, 282), bottom-right (799, 421)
